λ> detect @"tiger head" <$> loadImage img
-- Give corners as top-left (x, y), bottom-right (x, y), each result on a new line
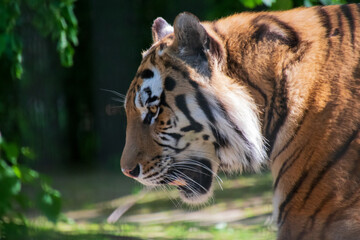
top-left (120, 13), bottom-right (267, 204)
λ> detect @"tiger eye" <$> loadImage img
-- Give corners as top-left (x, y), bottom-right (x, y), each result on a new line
top-left (149, 105), bottom-right (157, 114)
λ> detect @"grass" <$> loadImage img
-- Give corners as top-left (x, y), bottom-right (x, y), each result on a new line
top-left (1, 171), bottom-right (277, 240)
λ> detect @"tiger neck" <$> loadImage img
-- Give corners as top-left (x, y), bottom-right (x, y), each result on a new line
top-left (207, 14), bottom-right (311, 161)
top-left (220, 42), bottom-right (309, 162)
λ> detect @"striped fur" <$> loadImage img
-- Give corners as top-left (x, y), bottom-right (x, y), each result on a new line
top-left (121, 4), bottom-right (360, 239)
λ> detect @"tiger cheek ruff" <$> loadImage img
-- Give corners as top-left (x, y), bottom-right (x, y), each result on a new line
top-left (120, 4), bottom-right (360, 240)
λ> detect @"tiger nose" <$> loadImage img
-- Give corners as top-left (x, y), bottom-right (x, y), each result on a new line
top-left (122, 164), bottom-right (140, 178)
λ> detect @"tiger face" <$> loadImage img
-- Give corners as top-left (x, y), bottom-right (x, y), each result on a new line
top-left (121, 14), bottom-right (266, 204)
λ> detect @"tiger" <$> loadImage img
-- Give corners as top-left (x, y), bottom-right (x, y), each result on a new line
top-left (120, 4), bottom-right (360, 240)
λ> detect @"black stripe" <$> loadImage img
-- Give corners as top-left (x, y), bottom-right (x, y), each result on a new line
top-left (143, 87), bottom-right (159, 105)
top-left (340, 4), bottom-right (355, 45)
top-left (163, 59), bottom-right (190, 79)
top-left (337, 11), bottom-right (344, 44)
top-left (344, 149), bottom-right (360, 200)
top-left (272, 108), bottom-right (309, 163)
top-left (295, 192), bottom-right (334, 240)
top-left (226, 43), bottom-right (268, 109)
top-left (251, 23), bottom-right (298, 48)
top-left (160, 92), bottom-right (173, 113)
top-left (188, 78), bottom-right (231, 148)
top-left (273, 147), bottom-right (304, 190)
top-left (144, 172), bottom-right (160, 180)
top-left (149, 52), bottom-right (156, 65)
top-left (251, 15), bottom-right (300, 49)
top-left (161, 132), bottom-right (183, 145)
top-left (317, 7), bottom-right (332, 60)
top-left (210, 125), bottom-right (229, 148)
top-left (277, 170), bottom-right (309, 224)
top-left (318, 7), bottom-right (332, 38)
top-left (266, 73), bottom-right (289, 156)
top-left (189, 80), bottom-right (216, 124)
top-left (189, 76), bottom-right (252, 156)
top-left (217, 101), bottom-right (252, 148)
top-left (154, 140), bottom-right (190, 154)
top-left (276, 150), bottom-right (314, 226)
top-left (140, 69), bottom-right (154, 79)
top-left (143, 112), bottom-right (153, 124)
top-left (309, 192), bottom-right (334, 230)
top-left (160, 136), bottom-right (169, 141)
top-left (264, 78), bottom-right (277, 145)
top-left (164, 76), bottom-right (176, 91)
top-left (301, 127), bottom-right (359, 207)
top-left (320, 194), bottom-right (360, 239)
top-left (175, 94), bottom-right (203, 132)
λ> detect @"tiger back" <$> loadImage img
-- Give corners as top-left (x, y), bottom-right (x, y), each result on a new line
top-left (120, 4), bottom-right (360, 240)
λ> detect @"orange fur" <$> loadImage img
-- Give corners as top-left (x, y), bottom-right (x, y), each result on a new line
top-left (121, 4), bottom-right (360, 239)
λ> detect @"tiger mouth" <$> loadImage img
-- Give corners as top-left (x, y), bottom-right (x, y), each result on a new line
top-left (166, 158), bottom-right (213, 203)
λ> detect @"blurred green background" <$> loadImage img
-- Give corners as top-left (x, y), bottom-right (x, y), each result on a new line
top-left (0, 0), bottom-right (355, 239)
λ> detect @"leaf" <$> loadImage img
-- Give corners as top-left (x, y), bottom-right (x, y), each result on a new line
top-left (68, 28), bottom-right (78, 46)
top-left (262, 0), bottom-right (276, 7)
top-left (60, 45), bottom-right (74, 67)
top-left (2, 142), bottom-right (19, 164)
top-left (57, 30), bottom-right (67, 50)
top-left (59, 17), bottom-right (67, 30)
top-left (14, 62), bottom-right (23, 79)
top-left (12, 165), bottom-right (21, 178)
top-left (19, 165), bottom-right (39, 183)
top-left (303, 0), bottom-right (313, 7)
top-left (320, 0), bottom-right (333, 4)
top-left (37, 187), bottom-right (61, 223)
top-left (270, 0), bottom-right (293, 10)
top-left (21, 147), bottom-right (36, 160)
top-left (240, 0), bottom-right (257, 8)
top-left (0, 161), bottom-right (22, 202)
top-left (65, 5), bottom-right (77, 26)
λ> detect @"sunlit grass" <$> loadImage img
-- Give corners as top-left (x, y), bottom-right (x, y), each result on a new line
top-left (3, 172), bottom-right (276, 240)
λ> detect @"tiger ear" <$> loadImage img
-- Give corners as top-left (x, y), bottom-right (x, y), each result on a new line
top-left (173, 12), bottom-right (208, 53)
top-left (152, 17), bottom-right (174, 42)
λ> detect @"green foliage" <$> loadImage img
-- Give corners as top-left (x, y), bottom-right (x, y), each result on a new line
top-left (240, 0), bottom-right (349, 9)
top-left (26, 0), bottom-right (78, 66)
top-left (206, 0), bottom-right (351, 21)
top-left (0, 0), bottom-right (78, 230)
top-left (0, 136), bottom-right (62, 225)
top-left (0, 0), bottom-right (22, 79)
top-left (0, 0), bottom-right (78, 80)
top-left (304, 0), bottom-right (348, 6)
top-left (240, 0), bottom-right (263, 8)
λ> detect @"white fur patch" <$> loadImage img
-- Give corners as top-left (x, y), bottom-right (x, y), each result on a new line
top-left (217, 85), bottom-right (266, 172)
top-left (272, 187), bottom-right (282, 225)
top-left (135, 67), bottom-right (163, 122)
top-left (199, 77), bottom-right (267, 173)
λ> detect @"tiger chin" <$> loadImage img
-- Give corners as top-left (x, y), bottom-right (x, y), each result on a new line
top-left (120, 4), bottom-right (360, 240)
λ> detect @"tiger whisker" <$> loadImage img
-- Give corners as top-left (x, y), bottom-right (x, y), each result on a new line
top-left (112, 97), bottom-right (126, 103)
top-left (172, 170), bottom-right (208, 193)
top-left (101, 88), bottom-right (126, 99)
top-left (158, 182), bottom-right (182, 208)
top-left (174, 160), bottom-right (224, 190)
top-left (175, 159), bottom-right (224, 183)
top-left (165, 173), bottom-right (201, 206)
top-left (180, 151), bottom-right (227, 174)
